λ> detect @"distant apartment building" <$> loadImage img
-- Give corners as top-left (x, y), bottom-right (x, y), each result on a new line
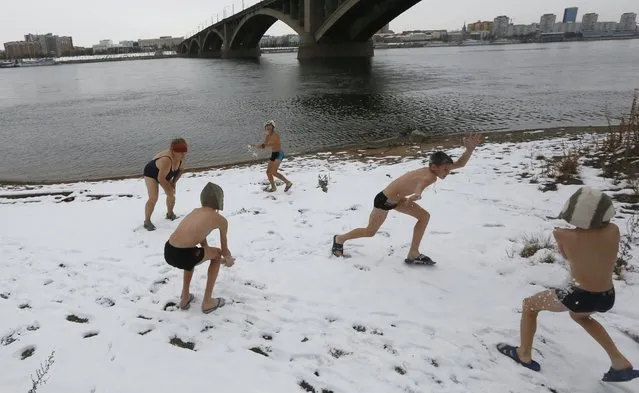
top-left (137, 36), bottom-right (184, 49)
top-left (619, 12), bottom-right (637, 31)
top-left (594, 22), bottom-right (620, 32)
top-left (492, 15), bottom-right (509, 37)
top-left (3, 40), bottom-right (43, 58)
top-left (581, 13), bottom-right (599, 31)
top-left (540, 14), bottom-right (557, 33)
top-left (20, 33), bottom-right (73, 56)
top-left (563, 7), bottom-right (578, 23)
top-left (46, 34), bottom-right (73, 56)
top-left (93, 39), bottom-right (134, 52)
top-left (467, 20), bottom-right (493, 33)
top-left (511, 24), bottom-right (538, 36)
top-left (92, 39), bottom-right (114, 53)
top-left (553, 22), bottom-right (582, 33)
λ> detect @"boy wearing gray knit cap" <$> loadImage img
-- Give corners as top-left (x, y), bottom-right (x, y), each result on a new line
top-left (497, 186), bottom-right (638, 382)
top-left (164, 182), bottom-right (235, 314)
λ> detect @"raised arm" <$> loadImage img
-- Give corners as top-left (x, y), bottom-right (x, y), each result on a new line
top-left (450, 133), bottom-right (483, 169)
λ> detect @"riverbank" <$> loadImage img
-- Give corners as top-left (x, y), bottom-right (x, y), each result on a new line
top-left (0, 125), bottom-right (617, 187)
top-left (1, 128), bottom-right (638, 393)
top-left (0, 52), bottom-right (178, 68)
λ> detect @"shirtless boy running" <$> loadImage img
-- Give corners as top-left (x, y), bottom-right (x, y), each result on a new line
top-left (497, 186), bottom-right (639, 382)
top-left (331, 133), bottom-right (483, 264)
top-left (164, 182), bottom-right (235, 314)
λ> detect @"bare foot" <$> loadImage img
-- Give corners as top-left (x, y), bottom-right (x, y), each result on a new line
top-left (611, 355), bottom-right (633, 370)
top-left (202, 297), bottom-right (226, 314)
top-left (179, 294), bottom-right (194, 309)
top-left (516, 347), bottom-right (533, 364)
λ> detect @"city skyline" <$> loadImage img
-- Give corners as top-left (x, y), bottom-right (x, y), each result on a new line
top-left (0, 0), bottom-right (637, 48)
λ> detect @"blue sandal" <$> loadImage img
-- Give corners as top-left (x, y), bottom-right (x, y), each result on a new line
top-left (602, 367), bottom-right (639, 382)
top-left (331, 235), bottom-right (343, 257)
top-left (405, 254), bottom-right (436, 265)
top-left (496, 343), bottom-right (541, 372)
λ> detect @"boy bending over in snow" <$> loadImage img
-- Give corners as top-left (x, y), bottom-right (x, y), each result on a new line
top-left (497, 186), bottom-right (639, 383)
top-left (164, 182), bottom-right (235, 314)
top-left (331, 133), bottom-right (483, 264)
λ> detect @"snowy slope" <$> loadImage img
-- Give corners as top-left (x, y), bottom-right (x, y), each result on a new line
top-left (1, 134), bottom-right (638, 393)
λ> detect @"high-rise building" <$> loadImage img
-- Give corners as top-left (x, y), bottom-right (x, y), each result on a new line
top-left (492, 15), bottom-right (509, 37)
top-left (563, 7), bottom-right (578, 23)
top-left (540, 14), bottom-right (557, 33)
top-left (581, 13), bottom-right (599, 31)
top-left (619, 12), bottom-right (637, 31)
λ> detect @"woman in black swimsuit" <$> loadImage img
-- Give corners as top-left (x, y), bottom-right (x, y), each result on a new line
top-left (142, 138), bottom-right (188, 231)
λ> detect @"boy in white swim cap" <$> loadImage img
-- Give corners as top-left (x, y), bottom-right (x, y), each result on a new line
top-left (497, 186), bottom-right (638, 383)
top-left (250, 120), bottom-right (293, 192)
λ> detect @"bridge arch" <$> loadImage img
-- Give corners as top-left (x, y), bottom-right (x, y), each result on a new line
top-left (202, 29), bottom-right (225, 52)
top-left (188, 39), bottom-right (200, 56)
top-left (178, 42), bottom-right (188, 54)
top-left (315, 0), bottom-right (421, 43)
top-left (228, 8), bottom-right (304, 50)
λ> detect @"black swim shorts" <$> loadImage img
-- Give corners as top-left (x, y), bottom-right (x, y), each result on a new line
top-left (555, 285), bottom-right (615, 313)
top-left (373, 191), bottom-right (398, 211)
top-left (164, 241), bottom-right (205, 272)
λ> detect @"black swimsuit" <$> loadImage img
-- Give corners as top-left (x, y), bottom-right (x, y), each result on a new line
top-left (373, 191), bottom-right (398, 210)
top-left (555, 285), bottom-right (615, 313)
top-left (143, 156), bottom-right (181, 182)
top-left (164, 241), bottom-right (205, 272)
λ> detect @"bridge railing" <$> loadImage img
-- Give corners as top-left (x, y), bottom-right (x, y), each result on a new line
top-left (183, 0), bottom-right (264, 39)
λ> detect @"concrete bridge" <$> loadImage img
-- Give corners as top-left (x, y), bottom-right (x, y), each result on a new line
top-left (178, 0), bottom-right (422, 60)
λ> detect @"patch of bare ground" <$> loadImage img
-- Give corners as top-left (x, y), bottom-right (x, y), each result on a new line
top-left (505, 91), bottom-right (639, 278)
top-left (533, 90), bottom-right (639, 278)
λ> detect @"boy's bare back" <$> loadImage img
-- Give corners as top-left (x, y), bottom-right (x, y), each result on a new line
top-left (383, 168), bottom-right (437, 200)
top-left (556, 224), bottom-right (619, 292)
top-left (169, 208), bottom-right (227, 248)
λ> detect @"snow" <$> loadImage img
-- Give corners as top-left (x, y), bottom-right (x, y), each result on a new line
top-left (1, 134), bottom-right (639, 393)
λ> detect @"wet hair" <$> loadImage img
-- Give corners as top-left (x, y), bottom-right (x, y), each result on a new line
top-left (429, 151), bottom-right (453, 167)
top-left (170, 138), bottom-right (188, 153)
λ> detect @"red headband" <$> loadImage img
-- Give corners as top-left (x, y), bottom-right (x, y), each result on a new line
top-left (172, 143), bottom-right (188, 153)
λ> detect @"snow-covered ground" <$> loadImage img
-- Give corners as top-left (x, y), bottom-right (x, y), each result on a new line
top-left (2, 134), bottom-right (638, 393)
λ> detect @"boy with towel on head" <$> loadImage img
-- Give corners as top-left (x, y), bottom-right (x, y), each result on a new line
top-left (164, 182), bottom-right (235, 314)
top-left (497, 186), bottom-right (639, 383)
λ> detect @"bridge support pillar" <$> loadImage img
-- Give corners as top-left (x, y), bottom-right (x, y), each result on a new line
top-left (297, 40), bottom-right (374, 60)
top-left (222, 47), bottom-right (261, 59)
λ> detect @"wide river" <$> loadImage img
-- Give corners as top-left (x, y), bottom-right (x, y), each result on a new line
top-left (1, 39), bottom-right (638, 183)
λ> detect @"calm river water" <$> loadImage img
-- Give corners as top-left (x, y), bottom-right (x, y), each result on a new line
top-left (1, 39), bottom-right (638, 182)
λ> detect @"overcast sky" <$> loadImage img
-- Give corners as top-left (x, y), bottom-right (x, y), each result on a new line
top-left (1, 0), bottom-right (636, 47)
